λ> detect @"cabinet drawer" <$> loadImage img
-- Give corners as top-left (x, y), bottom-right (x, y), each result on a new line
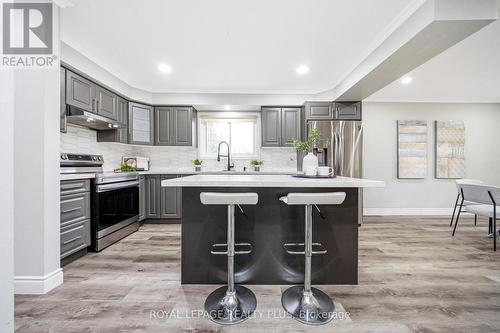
top-left (60, 179), bottom-right (90, 195)
top-left (60, 219), bottom-right (90, 259)
top-left (60, 192), bottom-right (90, 226)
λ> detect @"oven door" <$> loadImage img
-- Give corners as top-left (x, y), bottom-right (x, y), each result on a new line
top-left (95, 180), bottom-right (139, 239)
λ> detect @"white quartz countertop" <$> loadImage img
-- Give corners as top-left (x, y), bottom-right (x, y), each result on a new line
top-left (60, 173), bottom-right (96, 181)
top-left (161, 174), bottom-right (385, 188)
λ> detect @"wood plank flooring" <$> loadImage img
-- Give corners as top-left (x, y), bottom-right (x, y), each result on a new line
top-left (15, 216), bottom-right (500, 332)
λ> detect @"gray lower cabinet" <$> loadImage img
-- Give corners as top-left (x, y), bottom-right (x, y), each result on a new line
top-left (334, 102), bottom-right (362, 120)
top-left (155, 106), bottom-right (194, 146)
top-left (66, 70), bottom-right (96, 113)
top-left (160, 175), bottom-right (182, 218)
top-left (304, 101), bottom-right (333, 120)
top-left (261, 107), bottom-right (301, 147)
top-left (60, 67), bottom-right (67, 133)
top-left (60, 179), bottom-right (91, 260)
top-left (145, 175), bottom-right (161, 218)
top-left (145, 175), bottom-right (182, 221)
top-left (139, 175), bottom-right (146, 221)
top-left (129, 102), bottom-right (154, 145)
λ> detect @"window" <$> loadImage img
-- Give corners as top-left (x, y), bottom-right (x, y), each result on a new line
top-left (198, 112), bottom-right (260, 159)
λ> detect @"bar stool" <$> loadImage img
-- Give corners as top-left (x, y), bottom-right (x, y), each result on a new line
top-left (200, 192), bottom-right (258, 325)
top-left (279, 192), bottom-right (346, 325)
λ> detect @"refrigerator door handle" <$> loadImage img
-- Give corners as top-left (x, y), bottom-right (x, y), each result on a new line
top-left (333, 131), bottom-right (341, 174)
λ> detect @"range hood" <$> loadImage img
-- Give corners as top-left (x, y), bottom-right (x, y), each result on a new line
top-left (66, 106), bottom-right (124, 130)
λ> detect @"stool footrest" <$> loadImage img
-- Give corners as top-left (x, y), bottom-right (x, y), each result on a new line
top-left (211, 242), bottom-right (253, 255)
top-left (283, 242), bottom-right (327, 255)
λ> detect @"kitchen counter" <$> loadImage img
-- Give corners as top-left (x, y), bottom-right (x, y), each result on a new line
top-left (60, 173), bottom-right (96, 181)
top-left (164, 174), bottom-right (384, 285)
top-left (161, 174), bottom-right (384, 188)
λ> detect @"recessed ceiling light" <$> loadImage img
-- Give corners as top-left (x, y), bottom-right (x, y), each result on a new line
top-left (158, 63), bottom-right (172, 74)
top-left (296, 65), bottom-right (310, 75)
top-left (401, 76), bottom-right (412, 85)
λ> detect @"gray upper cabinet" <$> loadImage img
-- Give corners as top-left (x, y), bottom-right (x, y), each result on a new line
top-left (96, 97), bottom-right (128, 143)
top-left (66, 70), bottom-right (96, 113)
top-left (155, 107), bottom-right (174, 145)
top-left (304, 101), bottom-right (334, 120)
top-left (155, 106), bottom-right (194, 146)
top-left (174, 107), bottom-right (193, 146)
top-left (145, 175), bottom-right (161, 218)
top-left (334, 102), bottom-right (362, 120)
top-left (60, 67), bottom-right (67, 133)
top-left (129, 102), bottom-right (154, 145)
top-left (160, 175), bottom-right (182, 219)
top-left (262, 108), bottom-right (281, 146)
top-left (95, 86), bottom-right (117, 120)
top-left (262, 107), bottom-right (301, 147)
top-left (281, 108), bottom-right (301, 146)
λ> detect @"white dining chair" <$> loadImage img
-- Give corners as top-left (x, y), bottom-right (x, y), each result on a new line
top-left (452, 184), bottom-right (500, 251)
top-left (449, 179), bottom-right (485, 228)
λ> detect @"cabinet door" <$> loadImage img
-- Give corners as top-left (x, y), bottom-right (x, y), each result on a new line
top-left (145, 175), bottom-right (161, 218)
top-left (281, 108), bottom-right (301, 146)
top-left (160, 175), bottom-right (182, 219)
top-left (174, 107), bottom-right (193, 146)
top-left (261, 108), bottom-right (282, 146)
top-left (66, 70), bottom-right (96, 112)
top-left (304, 102), bottom-right (333, 120)
top-left (129, 102), bottom-right (154, 145)
top-left (96, 86), bottom-right (117, 120)
top-left (117, 98), bottom-right (128, 144)
top-left (154, 107), bottom-right (174, 145)
top-left (334, 102), bottom-right (361, 120)
top-left (138, 175), bottom-right (146, 222)
top-left (60, 67), bottom-right (67, 133)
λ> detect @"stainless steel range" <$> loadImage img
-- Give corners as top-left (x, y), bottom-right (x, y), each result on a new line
top-left (60, 153), bottom-right (140, 251)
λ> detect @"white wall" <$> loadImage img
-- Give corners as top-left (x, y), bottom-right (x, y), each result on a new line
top-left (0, 67), bottom-right (14, 332)
top-left (363, 102), bottom-right (500, 215)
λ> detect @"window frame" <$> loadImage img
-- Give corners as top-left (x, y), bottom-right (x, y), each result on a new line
top-left (197, 112), bottom-right (261, 160)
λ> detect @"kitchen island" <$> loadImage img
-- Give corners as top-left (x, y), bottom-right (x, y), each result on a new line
top-left (162, 174), bottom-right (384, 285)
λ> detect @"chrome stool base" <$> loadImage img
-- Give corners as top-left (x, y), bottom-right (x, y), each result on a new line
top-left (205, 285), bottom-right (257, 325)
top-left (281, 285), bottom-right (335, 325)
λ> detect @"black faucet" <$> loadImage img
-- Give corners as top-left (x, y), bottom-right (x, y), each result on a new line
top-left (217, 141), bottom-right (234, 171)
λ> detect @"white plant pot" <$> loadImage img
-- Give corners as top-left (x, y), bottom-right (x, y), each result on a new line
top-left (302, 152), bottom-right (318, 176)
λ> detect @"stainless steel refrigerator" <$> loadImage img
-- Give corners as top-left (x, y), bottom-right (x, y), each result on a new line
top-left (307, 120), bottom-right (363, 224)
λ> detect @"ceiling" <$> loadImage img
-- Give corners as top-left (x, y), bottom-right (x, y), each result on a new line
top-left (60, 0), bottom-right (413, 94)
top-left (366, 6), bottom-right (500, 103)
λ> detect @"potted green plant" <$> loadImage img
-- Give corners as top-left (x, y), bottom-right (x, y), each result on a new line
top-left (114, 163), bottom-right (138, 173)
top-left (292, 128), bottom-right (329, 172)
top-left (192, 159), bottom-right (203, 172)
top-left (250, 160), bottom-right (263, 172)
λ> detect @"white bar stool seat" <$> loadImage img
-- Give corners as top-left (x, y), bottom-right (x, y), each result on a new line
top-left (200, 192), bottom-right (258, 325)
top-left (279, 192), bottom-right (346, 325)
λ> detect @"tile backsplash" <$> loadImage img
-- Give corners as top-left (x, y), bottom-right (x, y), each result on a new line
top-left (61, 125), bottom-right (297, 171)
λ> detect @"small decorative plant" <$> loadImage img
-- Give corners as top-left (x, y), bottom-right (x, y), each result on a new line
top-left (115, 164), bottom-right (137, 173)
top-left (250, 160), bottom-right (263, 171)
top-left (292, 128), bottom-right (329, 153)
top-left (192, 159), bottom-right (203, 171)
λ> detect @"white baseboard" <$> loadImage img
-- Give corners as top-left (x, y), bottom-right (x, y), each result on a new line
top-left (363, 208), bottom-right (463, 216)
top-left (14, 268), bottom-right (63, 295)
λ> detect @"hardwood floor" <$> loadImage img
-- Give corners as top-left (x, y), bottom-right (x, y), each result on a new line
top-left (15, 216), bottom-right (500, 332)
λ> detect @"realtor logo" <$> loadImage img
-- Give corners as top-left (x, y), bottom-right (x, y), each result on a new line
top-left (2, 2), bottom-right (52, 54)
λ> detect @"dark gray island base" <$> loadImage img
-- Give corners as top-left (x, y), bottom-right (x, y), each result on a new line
top-left (181, 187), bottom-right (359, 285)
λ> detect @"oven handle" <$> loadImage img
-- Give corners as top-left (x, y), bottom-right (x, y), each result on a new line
top-left (96, 180), bottom-right (139, 193)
